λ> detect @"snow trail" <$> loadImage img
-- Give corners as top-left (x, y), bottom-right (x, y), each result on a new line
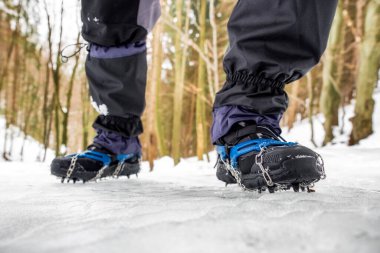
top-left (0, 146), bottom-right (379, 253)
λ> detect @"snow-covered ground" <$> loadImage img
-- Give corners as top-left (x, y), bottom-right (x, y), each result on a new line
top-left (0, 92), bottom-right (380, 253)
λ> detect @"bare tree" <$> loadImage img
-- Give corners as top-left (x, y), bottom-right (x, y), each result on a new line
top-left (350, 0), bottom-right (380, 145)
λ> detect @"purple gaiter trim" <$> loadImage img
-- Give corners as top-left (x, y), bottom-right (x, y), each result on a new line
top-left (93, 129), bottom-right (142, 155)
top-left (211, 105), bottom-right (282, 144)
top-left (90, 41), bottom-right (146, 59)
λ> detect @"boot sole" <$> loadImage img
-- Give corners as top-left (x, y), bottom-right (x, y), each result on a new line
top-left (218, 156), bottom-right (323, 193)
top-left (51, 162), bottom-right (141, 183)
top-left (242, 156), bottom-right (322, 192)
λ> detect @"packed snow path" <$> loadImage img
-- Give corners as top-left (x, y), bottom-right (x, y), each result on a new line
top-left (0, 148), bottom-right (379, 253)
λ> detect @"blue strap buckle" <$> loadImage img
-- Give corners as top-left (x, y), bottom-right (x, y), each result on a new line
top-left (67, 151), bottom-right (135, 167)
top-left (217, 139), bottom-right (297, 168)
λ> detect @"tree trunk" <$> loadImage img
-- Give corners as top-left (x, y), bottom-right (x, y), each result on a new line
top-left (51, 0), bottom-right (64, 155)
top-left (285, 81), bottom-right (300, 131)
top-left (306, 73), bottom-right (318, 147)
top-left (146, 20), bottom-right (163, 170)
top-left (171, 0), bottom-right (190, 164)
top-left (61, 32), bottom-right (81, 155)
top-left (320, 2), bottom-right (344, 145)
top-left (195, 0), bottom-right (208, 160)
top-left (349, 0), bottom-right (380, 145)
top-left (81, 77), bottom-right (91, 151)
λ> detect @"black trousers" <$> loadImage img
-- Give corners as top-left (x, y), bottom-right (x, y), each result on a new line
top-left (82, 0), bottom-right (337, 138)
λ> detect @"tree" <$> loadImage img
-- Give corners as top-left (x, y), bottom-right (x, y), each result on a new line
top-left (146, 18), bottom-right (164, 169)
top-left (349, 0), bottom-right (380, 145)
top-left (195, 0), bottom-right (208, 160)
top-left (320, 2), bottom-right (343, 145)
top-left (171, 0), bottom-right (190, 164)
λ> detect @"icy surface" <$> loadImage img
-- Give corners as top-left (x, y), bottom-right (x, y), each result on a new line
top-left (0, 146), bottom-right (380, 253)
top-left (0, 92), bottom-right (379, 253)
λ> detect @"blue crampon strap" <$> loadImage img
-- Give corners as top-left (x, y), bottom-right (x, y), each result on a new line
top-left (116, 153), bottom-right (135, 164)
top-left (67, 151), bottom-right (135, 167)
top-left (217, 139), bottom-right (297, 168)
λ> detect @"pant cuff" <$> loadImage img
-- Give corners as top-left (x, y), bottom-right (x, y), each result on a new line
top-left (93, 128), bottom-right (142, 155)
top-left (211, 105), bottom-right (282, 144)
top-left (225, 71), bottom-right (285, 90)
top-left (92, 115), bottom-right (143, 138)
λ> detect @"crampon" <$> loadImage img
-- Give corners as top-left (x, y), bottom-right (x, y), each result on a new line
top-left (50, 144), bottom-right (141, 184)
top-left (215, 123), bottom-right (326, 193)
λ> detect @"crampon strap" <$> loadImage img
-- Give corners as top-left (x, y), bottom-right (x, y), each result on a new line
top-left (217, 139), bottom-right (297, 168)
top-left (67, 150), bottom-right (134, 167)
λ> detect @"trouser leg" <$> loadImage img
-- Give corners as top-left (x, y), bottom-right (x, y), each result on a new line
top-left (80, 0), bottom-right (160, 153)
top-left (81, 0), bottom-right (160, 46)
top-left (212, 0), bottom-right (338, 144)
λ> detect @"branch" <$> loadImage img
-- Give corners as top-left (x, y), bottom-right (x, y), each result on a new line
top-left (161, 13), bottom-right (216, 72)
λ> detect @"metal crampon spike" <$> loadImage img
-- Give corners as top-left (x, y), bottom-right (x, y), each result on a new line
top-left (225, 183), bottom-right (228, 187)
top-left (136, 174), bottom-right (138, 178)
top-left (61, 177), bottom-right (65, 183)
top-left (268, 186), bottom-right (275, 194)
top-left (307, 186), bottom-right (316, 193)
top-left (127, 175), bottom-right (130, 179)
top-left (292, 183), bottom-right (300, 192)
top-left (113, 164), bottom-right (123, 178)
top-left (300, 186), bottom-right (306, 192)
top-left (73, 179), bottom-right (77, 184)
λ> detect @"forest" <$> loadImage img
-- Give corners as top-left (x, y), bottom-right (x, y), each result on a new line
top-left (0, 0), bottom-right (379, 167)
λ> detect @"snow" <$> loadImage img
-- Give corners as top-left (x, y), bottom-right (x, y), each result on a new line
top-left (282, 88), bottom-right (380, 149)
top-left (0, 149), bottom-right (380, 253)
top-left (0, 93), bottom-right (380, 253)
top-left (0, 118), bottom-right (54, 163)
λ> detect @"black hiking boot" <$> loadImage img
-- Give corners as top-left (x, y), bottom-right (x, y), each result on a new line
top-left (50, 143), bottom-right (141, 183)
top-left (215, 122), bottom-right (326, 193)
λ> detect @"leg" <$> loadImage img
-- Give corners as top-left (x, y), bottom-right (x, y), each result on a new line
top-left (51, 0), bottom-right (161, 182)
top-left (214, 0), bottom-right (337, 191)
top-left (84, 0), bottom-right (160, 154)
top-left (212, 0), bottom-right (338, 144)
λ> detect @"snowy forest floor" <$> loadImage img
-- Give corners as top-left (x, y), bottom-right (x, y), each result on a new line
top-left (0, 92), bottom-right (380, 253)
top-left (0, 147), bottom-right (380, 253)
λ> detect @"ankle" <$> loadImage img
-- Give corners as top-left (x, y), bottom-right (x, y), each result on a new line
top-left (93, 129), bottom-right (141, 155)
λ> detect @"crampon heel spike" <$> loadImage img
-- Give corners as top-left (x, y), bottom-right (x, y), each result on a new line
top-left (292, 183), bottom-right (300, 192)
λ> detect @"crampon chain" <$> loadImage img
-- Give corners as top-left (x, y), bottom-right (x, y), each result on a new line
top-left (220, 146), bottom-right (326, 193)
top-left (60, 153), bottom-right (138, 184)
